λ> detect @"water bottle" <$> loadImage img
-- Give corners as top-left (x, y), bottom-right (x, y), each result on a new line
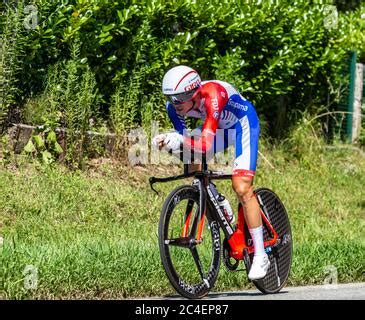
top-left (208, 183), bottom-right (235, 224)
top-left (217, 194), bottom-right (235, 224)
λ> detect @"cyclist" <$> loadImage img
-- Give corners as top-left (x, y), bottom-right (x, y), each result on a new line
top-left (152, 65), bottom-right (269, 280)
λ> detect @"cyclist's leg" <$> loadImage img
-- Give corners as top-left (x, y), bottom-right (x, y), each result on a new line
top-left (231, 114), bottom-right (261, 229)
top-left (230, 112), bottom-right (269, 279)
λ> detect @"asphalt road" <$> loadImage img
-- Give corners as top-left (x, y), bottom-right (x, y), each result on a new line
top-left (154, 282), bottom-right (365, 300)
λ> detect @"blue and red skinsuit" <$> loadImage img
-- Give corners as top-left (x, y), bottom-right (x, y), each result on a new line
top-left (166, 80), bottom-right (260, 178)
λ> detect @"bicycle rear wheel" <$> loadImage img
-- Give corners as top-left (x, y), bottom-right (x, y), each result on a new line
top-left (159, 185), bottom-right (221, 299)
top-left (249, 188), bottom-right (293, 293)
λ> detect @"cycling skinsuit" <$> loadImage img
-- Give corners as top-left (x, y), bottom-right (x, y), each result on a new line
top-left (166, 80), bottom-right (260, 178)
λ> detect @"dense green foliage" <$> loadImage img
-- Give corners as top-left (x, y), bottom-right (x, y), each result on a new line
top-left (1, 0), bottom-right (364, 140)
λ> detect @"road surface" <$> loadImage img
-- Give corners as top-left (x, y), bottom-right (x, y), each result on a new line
top-left (149, 282), bottom-right (365, 300)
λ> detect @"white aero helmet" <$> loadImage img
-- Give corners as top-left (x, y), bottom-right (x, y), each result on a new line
top-left (162, 65), bottom-right (201, 105)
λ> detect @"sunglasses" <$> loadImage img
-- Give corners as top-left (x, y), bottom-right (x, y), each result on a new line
top-left (165, 90), bottom-right (197, 106)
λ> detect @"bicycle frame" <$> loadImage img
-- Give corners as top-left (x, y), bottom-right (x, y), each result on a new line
top-left (149, 164), bottom-right (279, 261)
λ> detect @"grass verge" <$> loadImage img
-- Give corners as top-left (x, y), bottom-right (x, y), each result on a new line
top-left (0, 144), bottom-right (364, 299)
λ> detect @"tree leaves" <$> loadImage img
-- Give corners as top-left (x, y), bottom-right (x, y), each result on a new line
top-left (2, 0), bottom-right (364, 139)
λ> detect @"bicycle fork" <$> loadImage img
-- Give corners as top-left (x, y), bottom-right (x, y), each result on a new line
top-left (183, 179), bottom-right (237, 245)
top-left (182, 199), bottom-right (206, 244)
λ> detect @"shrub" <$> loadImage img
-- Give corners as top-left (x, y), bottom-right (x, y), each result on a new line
top-left (1, 0), bottom-right (364, 139)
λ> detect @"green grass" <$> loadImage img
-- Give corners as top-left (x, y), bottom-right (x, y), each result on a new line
top-left (0, 144), bottom-right (364, 299)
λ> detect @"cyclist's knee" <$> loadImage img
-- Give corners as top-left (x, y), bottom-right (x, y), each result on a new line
top-left (232, 176), bottom-right (254, 202)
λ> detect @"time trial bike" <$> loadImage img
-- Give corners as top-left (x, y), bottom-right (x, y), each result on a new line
top-left (149, 160), bottom-right (292, 299)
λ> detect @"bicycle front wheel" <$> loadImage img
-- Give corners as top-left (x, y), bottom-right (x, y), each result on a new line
top-left (159, 185), bottom-right (221, 299)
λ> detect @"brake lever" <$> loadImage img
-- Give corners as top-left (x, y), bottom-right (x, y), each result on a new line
top-left (149, 177), bottom-right (159, 196)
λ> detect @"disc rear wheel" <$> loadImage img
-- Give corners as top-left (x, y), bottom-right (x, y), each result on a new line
top-left (248, 188), bottom-right (293, 293)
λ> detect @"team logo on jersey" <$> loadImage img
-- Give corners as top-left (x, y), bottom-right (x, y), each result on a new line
top-left (228, 100), bottom-right (248, 111)
top-left (211, 98), bottom-right (219, 110)
top-left (213, 111), bottom-right (219, 119)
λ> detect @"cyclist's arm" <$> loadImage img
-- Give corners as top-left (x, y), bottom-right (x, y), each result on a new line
top-left (166, 102), bottom-right (187, 135)
top-left (183, 83), bottom-right (228, 153)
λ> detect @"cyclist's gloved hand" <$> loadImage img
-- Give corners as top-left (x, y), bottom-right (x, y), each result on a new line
top-left (152, 134), bottom-right (167, 150)
top-left (163, 132), bottom-right (184, 152)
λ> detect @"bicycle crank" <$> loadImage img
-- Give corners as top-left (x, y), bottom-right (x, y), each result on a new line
top-left (222, 238), bottom-right (245, 271)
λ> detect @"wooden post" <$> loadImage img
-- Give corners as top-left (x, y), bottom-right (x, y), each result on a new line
top-left (13, 124), bottom-right (35, 153)
top-left (56, 128), bottom-right (66, 163)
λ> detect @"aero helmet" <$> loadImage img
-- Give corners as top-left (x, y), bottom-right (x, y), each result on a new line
top-left (162, 65), bottom-right (201, 105)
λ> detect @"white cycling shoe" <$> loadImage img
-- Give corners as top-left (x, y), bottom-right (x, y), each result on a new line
top-left (248, 254), bottom-right (270, 280)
